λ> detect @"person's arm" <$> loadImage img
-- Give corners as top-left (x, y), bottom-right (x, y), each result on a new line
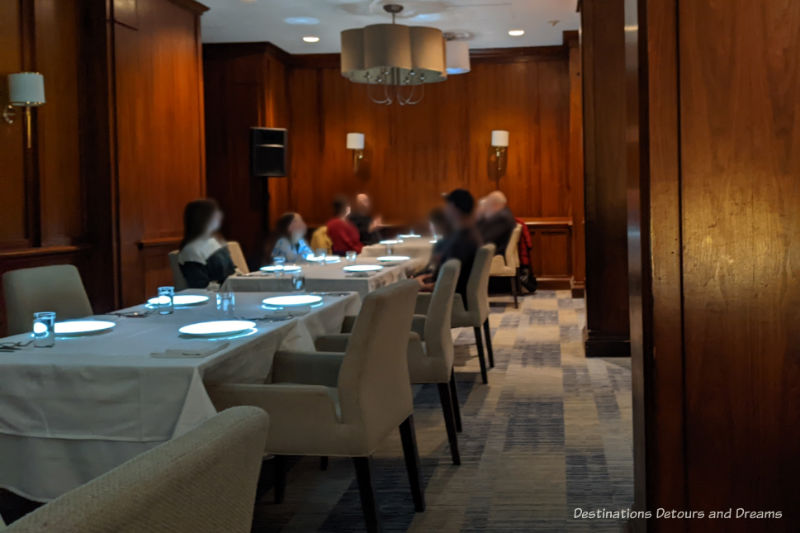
top-left (180, 261), bottom-right (211, 289)
top-left (296, 238), bottom-right (313, 259)
top-left (344, 224), bottom-right (363, 253)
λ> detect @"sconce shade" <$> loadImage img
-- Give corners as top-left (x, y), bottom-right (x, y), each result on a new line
top-left (491, 130), bottom-right (510, 147)
top-left (446, 40), bottom-right (471, 75)
top-left (347, 132), bottom-right (365, 150)
top-left (9, 72), bottom-right (45, 106)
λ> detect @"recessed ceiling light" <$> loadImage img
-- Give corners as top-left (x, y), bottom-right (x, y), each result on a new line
top-left (508, 29), bottom-right (525, 37)
top-left (302, 36), bottom-right (320, 43)
top-left (285, 16), bottom-right (320, 25)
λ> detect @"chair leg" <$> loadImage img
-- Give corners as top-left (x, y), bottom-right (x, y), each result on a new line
top-left (511, 275), bottom-right (519, 309)
top-left (398, 415), bottom-right (426, 512)
top-left (449, 369), bottom-right (463, 432)
top-left (320, 456), bottom-right (329, 471)
top-left (352, 457), bottom-right (384, 533)
top-left (273, 455), bottom-right (286, 504)
top-left (473, 326), bottom-right (489, 384)
top-left (437, 383), bottom-right (461, 465)
top-left (483, 319), bottom-right (495, 369)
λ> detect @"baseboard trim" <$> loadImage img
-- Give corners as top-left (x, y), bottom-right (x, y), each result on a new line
top-left (570, 278), bottom-right (585, 298)
top-left (584, 333), bottom-right (630, 357)
top-left (536, 277), bottom-right (572, 290)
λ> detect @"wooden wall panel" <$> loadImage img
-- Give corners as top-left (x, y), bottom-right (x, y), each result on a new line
top-left (678, 0), bottom-right (800, 526)
top-left (0, 0), bottom-right (29, 248)
top-left (114, 0), bottom-right (206, 306)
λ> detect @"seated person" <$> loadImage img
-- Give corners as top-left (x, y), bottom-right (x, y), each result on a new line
top-left (416, 189), bottom-right (481, 299)
top-left (326, 195), bottom-right (363, 255)
top-left (178, 199), bottom-right (236, 289)
top-left (347, 193), bottom-right (383, 245)
top-left (423, 207), bottom-right (453, 272)
top-left (266, 212), bottom-right (312, 262)
top-left (476, 190), bottom-right (517, 256)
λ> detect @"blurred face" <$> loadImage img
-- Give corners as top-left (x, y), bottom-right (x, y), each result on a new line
top-left (206, 209), bottom-right (223, 236)
top-left (444, 202), bottom-right (462, 227)
top-left (289, 214), bottom-right (307, 240)
top-left (355, 194), bottom-right (370, 213)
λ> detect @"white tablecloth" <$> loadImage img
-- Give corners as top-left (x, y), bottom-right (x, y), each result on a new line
top-left (361, 237), bottom-right (435, 259)
top-left (0, 290), bottom-right (359, 501)
top-left (223, 256), bottom-right (426, 298)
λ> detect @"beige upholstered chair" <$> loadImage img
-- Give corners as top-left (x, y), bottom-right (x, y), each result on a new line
top-left (489, 224), bottom-right (523, 308)
top-left (431, 244), bottom-right (496, 384)
top-left (5, 407), bottom-right (269, 533)
top-left (226, 241), bottom-right (249, 274)
top-left (168, 250), bottom-right (189, 291)
top-left (317, 259), bottom-right (463, 465)
top-left (2, 265), bottom-right (93, 335)
top-left (208, 281), bottom-right (423, 533)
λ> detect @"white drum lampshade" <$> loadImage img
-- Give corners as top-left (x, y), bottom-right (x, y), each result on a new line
top-left (491, 130), bottom-right (510, 147)
top-left (8, 72), bottom-right (45, 106)
top-left (446, 40), bottom-right (471, 75)
top-left (347, 132), bottom-right (365, 150)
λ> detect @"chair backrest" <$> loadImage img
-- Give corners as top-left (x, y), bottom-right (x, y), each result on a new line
top-left (6, 407), bottom-right (269, 533)
top-left (465, 244), bottom-right (495, 321)
top-left (168, 250), bottom-right (188, 291)
top-left (2, 265), bottom-right (93, 336)
top-left (505, 224), bottom-right (522, 269)
top-left (310, 226), bottom-right (332, 254)
top-left (226, 241), bottom-right (249, 274)
top-left (337, 280), bottom-right (419, 449)
top-left (424, 259), bottom-right (461, 369)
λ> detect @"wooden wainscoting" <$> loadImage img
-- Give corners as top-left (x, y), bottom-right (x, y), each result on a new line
top-left (137, 237), bottom-right (183, 298)
top-left (522, 217), bottom-right (574, 290)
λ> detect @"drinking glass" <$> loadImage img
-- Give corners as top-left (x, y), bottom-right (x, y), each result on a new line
top-left (216, 291), bottom-right (236, 315)
top-left (291, 273), bottom-right (306, 292)
top-left (345, 250), bottom-right (357, 263)
top-left (315, 248), bottom-right (327, 263)
top-left (273, 255), bottom-right (286, 276)
top-left (157, 286), bottom-right (175, 315)
top-left (385, 243), bottom-right (393, 255)
top-left (32, 311), bottom-right (56, 348)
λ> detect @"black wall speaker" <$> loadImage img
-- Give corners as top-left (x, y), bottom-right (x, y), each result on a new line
top-left (250, 127), bottom-right (288, 177)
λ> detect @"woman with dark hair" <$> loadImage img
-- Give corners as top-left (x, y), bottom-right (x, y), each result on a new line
top-left (264, 212), bottom-right (312, 262)
top-left (177, 199), bottom-right (236, 289)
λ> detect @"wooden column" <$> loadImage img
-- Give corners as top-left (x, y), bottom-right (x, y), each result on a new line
top-left (565, 30), bottom-right (586, 298)
top-left (581, 0), bottom-right (630, 357)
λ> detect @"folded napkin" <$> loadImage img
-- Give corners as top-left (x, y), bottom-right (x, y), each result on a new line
top-left (151, 341), bottom-right (229, 359)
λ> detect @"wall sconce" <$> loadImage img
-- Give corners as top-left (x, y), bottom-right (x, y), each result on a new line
top-left (490, 130), bottom-right (509, 187)
top-left (347, 132), bottom-right (365, 173)
top-left (3, 72), bottom-right (46, 149)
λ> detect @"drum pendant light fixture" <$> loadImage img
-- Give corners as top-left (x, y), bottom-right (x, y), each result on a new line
top-left (340, 4), bottom-right (447, 106)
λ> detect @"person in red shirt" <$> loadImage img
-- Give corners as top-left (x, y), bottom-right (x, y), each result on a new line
top-left (326, 196), bottom-right (363, 255)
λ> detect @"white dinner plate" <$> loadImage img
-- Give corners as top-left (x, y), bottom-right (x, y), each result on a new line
top-left (262, 295), bottom-right (323, 308)
top-left (260, 264), bottom-right (302, 273)
top-left (343, 264), bottom-right (384, 273)
top-left (376, 255), bottom-right (411, 263)
top-left (147, 294), bottom-right (209, 307)
top-left (397, 233), bottom-right (422, 239)
top-left (55, 320), bottom-right (116, 336)
top-left (379, 239), bottom-right (402, 245)
top-left (306, 255), bottom-right (341, 263)
top-left (178, 320), bottom-right (256, 337)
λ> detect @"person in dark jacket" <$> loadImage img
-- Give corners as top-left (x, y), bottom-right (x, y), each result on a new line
top-left (347, 193), bottom-right (382, 245)
top-left (477, 190), bottom-right (517, 256)
top-left (416, 189), bottom-right (481, 299)
top-left (178, 199), bottom-right (236, 289)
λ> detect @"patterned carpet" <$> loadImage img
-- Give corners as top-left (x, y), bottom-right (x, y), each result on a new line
top-left (252, 290), bottom-right (633, 532)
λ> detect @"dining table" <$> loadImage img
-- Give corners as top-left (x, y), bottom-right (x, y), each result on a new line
top-left (0, 289), bottom-right (359, 501)
top-left (360, 235), bottom-right (436, 259)
top-left (222, 254), bottom-right (427, 298)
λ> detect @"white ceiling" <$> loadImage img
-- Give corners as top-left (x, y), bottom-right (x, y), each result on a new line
top-left (200, 0), bottom-right (580, 54)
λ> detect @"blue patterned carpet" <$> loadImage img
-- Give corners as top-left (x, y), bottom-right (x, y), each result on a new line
top-left (252, 291), bottom-right (633, 532)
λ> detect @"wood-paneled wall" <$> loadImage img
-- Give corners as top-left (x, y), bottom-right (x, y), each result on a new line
top-left (204, 39), bottom-right (585, 287)
top-left (626, 0), bottom-right (800, 529)
top-left (0, 0), bottom-right (207, 333)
